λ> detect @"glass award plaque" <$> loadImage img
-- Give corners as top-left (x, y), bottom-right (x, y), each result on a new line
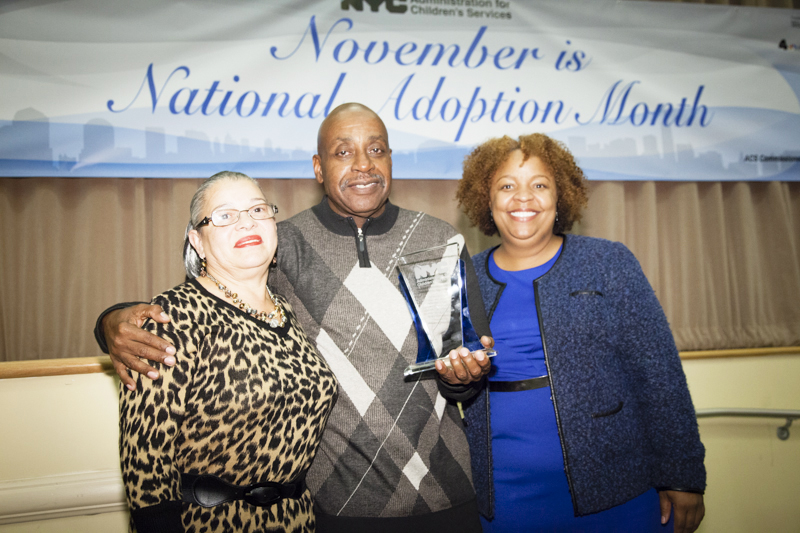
top-left (397, 243), bottom-right (497, 377)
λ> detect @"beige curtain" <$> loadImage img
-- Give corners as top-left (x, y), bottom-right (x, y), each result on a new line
top-left (1, 177), bottom-right (799, 361)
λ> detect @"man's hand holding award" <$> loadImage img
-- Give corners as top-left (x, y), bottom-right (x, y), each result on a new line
top-left (397, 242), bottom-right (497, 378)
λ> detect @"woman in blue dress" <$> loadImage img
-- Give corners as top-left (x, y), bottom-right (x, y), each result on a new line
top-left (456, 134), bottom-right (706, 532)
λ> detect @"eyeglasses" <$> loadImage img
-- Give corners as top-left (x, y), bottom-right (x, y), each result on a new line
top-left (195, 203), bottom-right (278, 229)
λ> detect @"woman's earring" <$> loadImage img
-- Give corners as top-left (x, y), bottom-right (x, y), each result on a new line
top-left (271, 256), bottom-right (277, 266)
top-left (200, 258), bottom-right (207, 276)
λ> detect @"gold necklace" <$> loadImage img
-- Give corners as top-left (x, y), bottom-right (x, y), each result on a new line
top-left (201, 263), bottom-right (286, 328)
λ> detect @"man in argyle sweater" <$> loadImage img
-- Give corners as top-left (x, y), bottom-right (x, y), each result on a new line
top-left (97, 103), bottom-right (493, 532)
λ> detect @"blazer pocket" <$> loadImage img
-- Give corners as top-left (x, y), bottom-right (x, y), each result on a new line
top-left (570, 290), bottom-right (604, 297)
top-left (591, 401), bottom-right (624, 418)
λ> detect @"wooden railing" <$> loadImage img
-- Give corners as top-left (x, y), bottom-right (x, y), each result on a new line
top-left (0, 347), bottom-right (798, 379)
top-left (0, 356), bottom-right (115, 379)
top-left (678, 346), bottom-right (800, 360)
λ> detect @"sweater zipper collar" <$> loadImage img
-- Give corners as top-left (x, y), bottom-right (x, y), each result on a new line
top-left (311, 197), bottom-right (400, 269)
top-left (349, 218), bottom-right (371, 268)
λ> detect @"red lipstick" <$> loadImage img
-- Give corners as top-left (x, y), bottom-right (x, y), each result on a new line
top-left (234, 235), bottom-right (262, 248)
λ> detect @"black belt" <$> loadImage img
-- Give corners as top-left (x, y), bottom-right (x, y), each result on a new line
top-left (489, 375), bottom-right (550, 392)
top-left (180, 471), bottom-right (307, 508)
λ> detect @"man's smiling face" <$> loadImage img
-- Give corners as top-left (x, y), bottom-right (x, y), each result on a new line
top-left (313, 104), bottom-right (393, 226)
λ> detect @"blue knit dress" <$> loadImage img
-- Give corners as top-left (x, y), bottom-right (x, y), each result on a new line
top-left (481, 248), bottom-right (669, 532)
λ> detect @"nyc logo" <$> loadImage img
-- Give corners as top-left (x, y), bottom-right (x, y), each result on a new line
top-left (341, 0), bottom-right (408, 13)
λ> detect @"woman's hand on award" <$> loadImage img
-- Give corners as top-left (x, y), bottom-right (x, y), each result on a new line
top-left (435, 336), bottom-right (494, 385)
top-left (104, 304), bottom-right (176, 391)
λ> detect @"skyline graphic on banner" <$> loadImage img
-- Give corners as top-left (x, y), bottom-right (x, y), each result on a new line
top-left (1, 107), bottom-right (798, 180)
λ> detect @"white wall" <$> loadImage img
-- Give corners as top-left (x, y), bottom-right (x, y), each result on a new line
top-left (0, 372), bottom-right (128, 532)
top-left (0, 354), bottom-right (798, 532)
top-left (684, 354), bottom-right (800, 533)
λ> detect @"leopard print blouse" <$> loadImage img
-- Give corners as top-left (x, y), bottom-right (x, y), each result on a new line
top-left (119, 278), bottom-right (338, 533)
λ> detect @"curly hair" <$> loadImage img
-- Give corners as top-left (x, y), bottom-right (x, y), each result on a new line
top-left (456, 133), bottom-right (589, 237)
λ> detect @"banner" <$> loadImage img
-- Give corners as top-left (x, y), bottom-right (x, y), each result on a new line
top-left (1, 0), bottom-right (799, 180)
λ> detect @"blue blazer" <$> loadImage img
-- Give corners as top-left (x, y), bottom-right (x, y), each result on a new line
top-left (464, 234), bottom-right (706, 519)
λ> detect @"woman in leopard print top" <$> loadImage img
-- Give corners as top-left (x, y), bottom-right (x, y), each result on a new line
top-left (119, 171), bottom-right (338, 533)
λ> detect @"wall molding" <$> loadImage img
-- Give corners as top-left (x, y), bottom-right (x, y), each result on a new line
top-left (0, 470), bottom-right (126, 525)
top-left (0, 357), bottom-right (114, 379)
top-left (679, 346), bottom-right (800, 360)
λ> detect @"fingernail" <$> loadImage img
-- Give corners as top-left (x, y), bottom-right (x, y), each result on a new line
top-left (476, 352), bottom-right (485, 361)
top-left (161, 312), bottom-right (169, 320)
top-left (147, 370), bottom-right (159, 379)
top-left (166, 346), bottom-right (176, 355)
top-left (126, 383), bottom-right (136, 391)
top-left (164, 356), bottom-right (176, 366)
top-left (661, 516), bottom-right (667, 525)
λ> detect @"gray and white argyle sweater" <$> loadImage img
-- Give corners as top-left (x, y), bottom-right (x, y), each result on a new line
top-left (270, 198), bottom-right (478, 519)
